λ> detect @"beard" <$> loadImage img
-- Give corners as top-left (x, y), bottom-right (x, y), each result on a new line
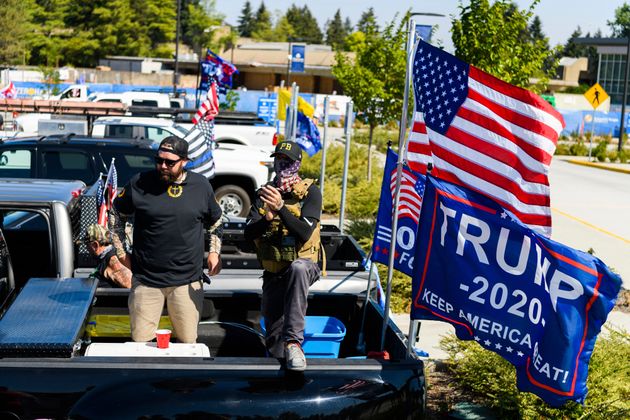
top-left (159, 166), bottom-right (184, 183)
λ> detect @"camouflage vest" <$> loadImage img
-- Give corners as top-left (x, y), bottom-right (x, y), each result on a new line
top-left (254, 179), bottom-right (321, 273)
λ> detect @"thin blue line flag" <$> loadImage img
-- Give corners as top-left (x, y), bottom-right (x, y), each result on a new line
top-left (411, 175), bottom-right (622, 406)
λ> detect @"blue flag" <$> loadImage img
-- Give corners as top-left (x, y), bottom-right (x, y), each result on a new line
top-left (411, 176), bottom-right (622, 406)
top-left (295, 111), bottom-right (322, 157)
top-left (199, 49), bottom-right (238, 92)
top-left (371, 149), bottom-right (426, 276)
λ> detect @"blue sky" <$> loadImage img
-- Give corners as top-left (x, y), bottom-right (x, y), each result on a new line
top-left (218, 0), bottom-right (627, 51)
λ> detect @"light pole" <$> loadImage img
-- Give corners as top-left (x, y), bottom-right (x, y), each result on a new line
top-left (173, 0), bottom-right (181, 96)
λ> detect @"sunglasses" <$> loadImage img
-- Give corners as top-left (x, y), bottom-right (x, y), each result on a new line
top-left (154, 156), bottom-right (181, 167)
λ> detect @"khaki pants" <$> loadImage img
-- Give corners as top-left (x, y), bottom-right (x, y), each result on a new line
top-left (128, 279), bottom-right (204, 343)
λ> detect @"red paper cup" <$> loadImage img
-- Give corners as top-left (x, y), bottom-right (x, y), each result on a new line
top-left (155, 329), bottom-right (171, 349)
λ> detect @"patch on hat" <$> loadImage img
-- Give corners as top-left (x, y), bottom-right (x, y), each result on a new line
top-left (271, 141), bottom-right (302, 161)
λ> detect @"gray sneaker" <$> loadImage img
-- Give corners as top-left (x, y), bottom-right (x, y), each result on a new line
top-left (285, 342), bottom-right (306, 371)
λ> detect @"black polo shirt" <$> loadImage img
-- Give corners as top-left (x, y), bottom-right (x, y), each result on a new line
top-left (114, 170), bottom-right (222, 288)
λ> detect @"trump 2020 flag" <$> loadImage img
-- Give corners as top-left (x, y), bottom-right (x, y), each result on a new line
top-left (295, 111), bottom-right (322, 157)
top-left (371, 149), bottom-right (426, 277)
top-left (405, 40), bottom-right (565, 237)
top-left (411, 176), bottom-right (622, 406)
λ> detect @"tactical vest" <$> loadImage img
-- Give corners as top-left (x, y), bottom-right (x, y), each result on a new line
top-left (254, 179), bottom-right (321, 273)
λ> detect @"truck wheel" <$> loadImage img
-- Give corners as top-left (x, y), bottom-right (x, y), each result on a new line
top-left (215, 185), bottom-right (251, 217)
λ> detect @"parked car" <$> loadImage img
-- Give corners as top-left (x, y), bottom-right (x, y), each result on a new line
top-left (0, 134), bottom-right (273, 217)
top-left (93, 116), bottom-right (277, 151)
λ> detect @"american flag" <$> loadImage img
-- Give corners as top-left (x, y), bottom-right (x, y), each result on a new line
top-left (405, 40), bottom-right (564, 236)
top-left (185, 82), bottom-right (218, 179)
top-left (389, 167), bottom-right (425, 225)
top-left (97, 159), bottom-right (118, 227)
top-left (192, 82), bottom-right (219, 125)
top-left (0, 82), bottom-right (17, 99)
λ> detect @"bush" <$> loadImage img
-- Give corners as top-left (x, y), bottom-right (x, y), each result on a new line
top-left (619, 149), bottom-right (629, 163)
top-left (440, 328), bottom-right (630, 418)
top-left (592, 140), bottom-right (608, 162)
top-left (569, 141), bottom-right (588, 156)
top-left (554, 142), bottom-right (570, 155)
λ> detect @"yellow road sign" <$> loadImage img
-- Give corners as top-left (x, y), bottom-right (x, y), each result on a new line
top-left (584, 83), bottom-right (609, 109)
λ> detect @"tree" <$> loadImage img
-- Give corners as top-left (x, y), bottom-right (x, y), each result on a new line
top-left (238, 0), bottom-right (255, 37)
top-left (528, 16), bottom-right (546, 45)
top-left (344, 17), bottom-right (353, 34)
top-left (357, 7), bottom-right (378, 34)
top-left (333, 13), bottom-right (408, 180)
top-left (451, 0), bottom-right (559, 93)
top-left (130, 0), bottom-right (176, 57)
top-left (0, 0), bottom-right (32, 65)
top-left (251, 1), bottom-right (272, 40)
top-left (325, 9), bottom-right (347, 50)
top-left (285, 5), bottom-right (323, 44)
top-left (608, 2), bottom-right (630, 37)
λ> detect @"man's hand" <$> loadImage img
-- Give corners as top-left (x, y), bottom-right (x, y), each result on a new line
top-left (260, 185), bottom-right (284, 211)
top-left (207, 252), bottom-right (222, 276)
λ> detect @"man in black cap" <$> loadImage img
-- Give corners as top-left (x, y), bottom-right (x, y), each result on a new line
top-left (245, 141), bottom-right (322, 371)
top-left (114, 136), bottom-right (223, 343)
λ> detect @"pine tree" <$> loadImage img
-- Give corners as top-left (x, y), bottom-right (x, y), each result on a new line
top-left (528, 16), bottom-right (546, 44)
top-left (325, 9), bottom-right (346, 49)
top-left (357, 7), bottom-right (378, 34)
top-left (285, 4), bottom-right (322, 44)
top-left (251, 1), bottom-right (272, 40)
top-left (344, 17), bottom-right (353, 34)
top-left (238, 1), bottom-right (254, 37)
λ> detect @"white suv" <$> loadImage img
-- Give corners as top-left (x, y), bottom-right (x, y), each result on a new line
top-left (92, 117), bottom-right (274, 217)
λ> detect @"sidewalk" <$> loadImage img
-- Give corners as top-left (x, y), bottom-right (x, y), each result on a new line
top-left (391, 310), bottom-right (630, 360)
top-left (555, 155), bottom-right (630, 175)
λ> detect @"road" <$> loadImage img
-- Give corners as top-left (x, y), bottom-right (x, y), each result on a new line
top-left (549, 157), bottom-right (630, 289)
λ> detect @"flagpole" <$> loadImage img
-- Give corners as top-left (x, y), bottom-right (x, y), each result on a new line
top-left (319, 95), bottom-right (330, 196)
top-left (338, 101), bottom-right (353, 234)
top-left (356, 257), bottom-right (375, 353)
top-left (291, 85), bottom-right (299, 141)
top-left (379, 17), bottom-right (416, 352)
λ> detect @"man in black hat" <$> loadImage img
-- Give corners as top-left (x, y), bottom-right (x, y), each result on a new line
top-left (245, 141), bottom-right (322, 371)
top-left (114, 136), bottom-right (223, 343)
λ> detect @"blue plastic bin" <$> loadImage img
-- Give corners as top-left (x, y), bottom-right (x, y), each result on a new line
top-left (260, 316), bottom-right (346, 358)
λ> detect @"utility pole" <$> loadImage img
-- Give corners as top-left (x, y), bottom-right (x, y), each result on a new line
top-left (173, 0), bottom-right (181, 97)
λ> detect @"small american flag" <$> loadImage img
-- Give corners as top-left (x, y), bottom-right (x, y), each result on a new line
top-left (192, 82), bottom-right (219, 125)
top-left (97, 159), bottom-right (118, 226)
top-left (405, 40), bottom-right (565, 236)
top-left (389, 167), bottom-right (425, 225)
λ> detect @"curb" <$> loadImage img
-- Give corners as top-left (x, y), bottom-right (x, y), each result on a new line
top-left (566, 159), bottom-right (630, 175)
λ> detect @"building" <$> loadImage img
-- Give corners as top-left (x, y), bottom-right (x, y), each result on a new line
top-left (226, 41), bottom-right (348, 94)
top-left (576, 37), bottom-right (630, 105)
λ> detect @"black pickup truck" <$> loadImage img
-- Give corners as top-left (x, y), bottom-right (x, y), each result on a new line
top-left (0, 178), bottom-right (427, 419)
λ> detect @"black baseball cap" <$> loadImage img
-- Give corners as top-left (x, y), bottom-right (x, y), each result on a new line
top-left (271, 141), bottom-right (302, 161)
top-left (158, 136), bottom-right (188, 159)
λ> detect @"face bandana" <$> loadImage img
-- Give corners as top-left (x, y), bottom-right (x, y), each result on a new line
top-left (274, 158), bottom-right (302, 193)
